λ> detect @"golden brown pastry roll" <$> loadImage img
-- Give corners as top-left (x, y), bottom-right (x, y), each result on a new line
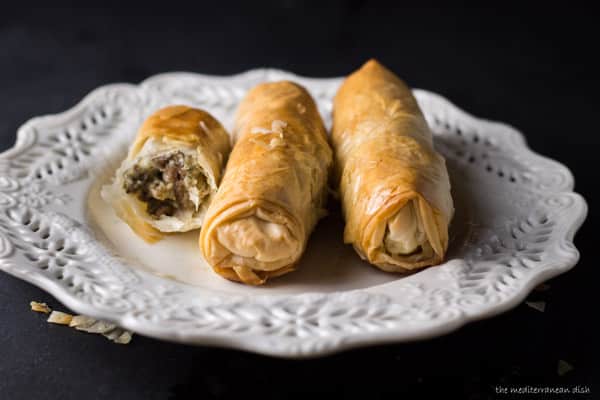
top-left (199, 81), bottom-right (333, 285)
top-left (102, 105), bottom-right (231, 243)
top-left (332, 59), bottom-right (454, 272)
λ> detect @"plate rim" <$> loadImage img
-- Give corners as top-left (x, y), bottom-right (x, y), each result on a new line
top-left (0, 68), bottom-right (588, 358)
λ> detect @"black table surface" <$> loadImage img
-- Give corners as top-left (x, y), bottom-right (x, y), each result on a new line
top-left (1, 3), bottom-right (597, 399)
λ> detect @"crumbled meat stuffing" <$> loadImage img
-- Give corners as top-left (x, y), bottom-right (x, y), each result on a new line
top-left (123, 152), bottom-right (208, 218)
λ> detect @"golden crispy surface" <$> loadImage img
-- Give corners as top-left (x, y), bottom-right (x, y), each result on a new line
top-left (199, 81), bottom-right (333, 285)
top-left (129, 105), bottom-right (230, 160)
top-left (332, 59), bottom-right (454, 272)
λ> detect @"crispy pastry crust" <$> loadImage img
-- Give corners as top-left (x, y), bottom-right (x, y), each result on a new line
top-left (199, 82), bottom-right (333, 285)
top-left (332, 60), bottom-right (454, 272)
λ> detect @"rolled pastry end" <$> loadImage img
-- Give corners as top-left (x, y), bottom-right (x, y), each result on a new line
top-left (384, 200), bottom-right (429, 256)
top-left (360, 196), bottom-right (448, 273)
top-left (200, 205), bottom-right (303, 285)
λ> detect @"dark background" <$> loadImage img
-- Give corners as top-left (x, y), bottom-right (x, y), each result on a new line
top-left (0, 2), bottom-right (597, 399)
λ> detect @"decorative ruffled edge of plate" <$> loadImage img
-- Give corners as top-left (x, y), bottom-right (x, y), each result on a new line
top-left (0, 69), bottom-right (587, 358)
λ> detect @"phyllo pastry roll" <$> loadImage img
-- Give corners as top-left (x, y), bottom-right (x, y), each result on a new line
top-left (332, 59), bottom-right (454, 272)
top-left (102, 105), bottom-right (231, 243)
top-left (199, 81), bottom-right (333, 285)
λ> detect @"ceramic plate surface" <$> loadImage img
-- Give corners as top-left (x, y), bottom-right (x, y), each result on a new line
top-left (0, 69), bottom-right (587, 358)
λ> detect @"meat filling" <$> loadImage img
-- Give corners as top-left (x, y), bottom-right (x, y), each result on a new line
top-left (123, 152), bottom-right (209, 218)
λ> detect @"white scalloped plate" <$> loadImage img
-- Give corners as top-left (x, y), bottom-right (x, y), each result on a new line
top-left (0, 69), bottom-right (587, 358)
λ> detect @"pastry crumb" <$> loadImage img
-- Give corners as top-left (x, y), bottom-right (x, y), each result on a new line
top-left (525, 301), bottom-right (546, 312)
top-left (105, 330), bottom-right (132, 345)
top-left (115, 331), bottom-right (132, 344)
top-left (557, 360), bottom-right (574, 376)
top-left (76, 319), bottom-right (117, 334)
top-left (69, 315), bottom-right (97, 329)
top-left (33, 301), bottom-right (133, 344)
top-left (47, 311), bottom-right (73, 325)
top-left (71, 315), bottom-right (133, 344)
top-left (30, 301), bottom-right (51, 314)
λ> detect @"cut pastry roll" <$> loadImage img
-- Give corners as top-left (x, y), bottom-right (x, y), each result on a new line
top-left (332, 59), bottom-right (454, 272)
top-left (199, 81), bottom-right (333, 285)
top-left (102, 105), bottom-right (231, 242)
